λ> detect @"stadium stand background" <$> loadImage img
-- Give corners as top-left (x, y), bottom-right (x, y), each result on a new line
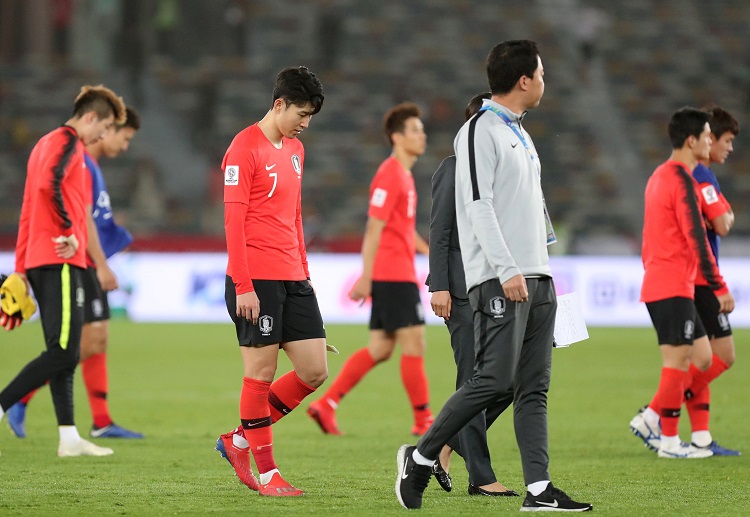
top-left (1, 0), bottom-right (749, 255)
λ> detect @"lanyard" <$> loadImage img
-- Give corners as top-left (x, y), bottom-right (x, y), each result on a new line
top-left (480, 105), bottom-right (536, 162)
top-left (478, 105), bottom-right (556, 245)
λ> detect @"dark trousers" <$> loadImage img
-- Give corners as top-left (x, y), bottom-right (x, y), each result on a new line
top-left (444, 296), bottom-right (513, 486)
top-left (0, 265), bottom-right (83, 425)
top-left (418, 277), bottom-right (556, 484)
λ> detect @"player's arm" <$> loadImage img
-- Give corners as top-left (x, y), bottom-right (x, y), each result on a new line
top-left (676, 171), bottom-right (733, 312)
top-left (349, 217), bottom-right (386, 302)
top-left (14, 179), bottom-right (32, 277)
top-left (457, 124), bottom-right (526, 302)
top-left (86, 209), bottom-right (118, 291)
top-left (295, 182), bottom-right (310, 279)
top-left (708, 197), bottom-right (734, 237)
top-left (42, 131), bottom-right (80, 256)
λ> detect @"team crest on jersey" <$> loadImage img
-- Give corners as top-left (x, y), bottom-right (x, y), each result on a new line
top-left (225, 165), bottom-right (239, 185)
top-left (371, 187), bottom-right (388, 208)
top-left (490, 296), bottom-right (506, 318)
top-left (291, 154), bottom-right (302, 176)
top-left (684, 320), bottom-right (695, 340)
top-left (259, 315), bottom-right (274, 336)
top-left (701, 185), bottom-right (719, 204)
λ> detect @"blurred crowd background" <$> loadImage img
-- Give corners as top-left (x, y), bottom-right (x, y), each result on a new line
top-left (1, 0), bottom-right (749, 255)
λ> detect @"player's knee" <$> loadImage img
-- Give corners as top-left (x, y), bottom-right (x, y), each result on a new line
top-left (300, 366), bottom-right (328, 388)
top-left (370, 347), bottom-right (393, 362)
top-left (694, 355), bottom-right (712, 372)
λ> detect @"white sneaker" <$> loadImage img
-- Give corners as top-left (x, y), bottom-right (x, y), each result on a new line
top-left (629, 411), bottom-right (661, 451)
top-left (58, 438), bottom-right (114, 457)
top-left (658, 442), bottom-right (713, 459)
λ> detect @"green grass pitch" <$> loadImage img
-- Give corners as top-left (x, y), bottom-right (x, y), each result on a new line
top-left (1, 322), bottom-right (748, 515)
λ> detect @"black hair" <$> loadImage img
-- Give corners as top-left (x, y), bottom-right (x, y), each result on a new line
top-left (486, 40), bottom-right (540, 95)
top-left (704, 105), bottom-right (739, 138)
top-left (119, 107), bottom-right (141, 131)
top-left (272, 66), bottom-right (324, 115)
top-left (383, 102), bottom-right (422, 146)
top-left (465, 92), bottom-right (491, 121)
top-left (668, 107), bottom-right (710, 149)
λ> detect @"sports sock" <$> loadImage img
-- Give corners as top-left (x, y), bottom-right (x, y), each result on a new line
top-left (685, 354), bottom-right (729, 400)
top-left (400, 355), bottom-right (431, 424)
top-left (322, 347), bottom-right (376, 405)
top-left (269, 371), bottom-right (316, 423)
top-left (58, 425), bottom-right (81, 443)
top-left (20, 388), bottom-right (39, 405)
top-left (653, 367), bottom-right (687, 438)
top-left (240, 377), bottom-right (277, 475)
top-left (82, 353), bottom-right (112, 428)
top-left (412, 448), bottom-right (435, 465)
top-left (528, 480), bottom-right (550, 496)
top-left (692, 430), bottom-right (712, 448)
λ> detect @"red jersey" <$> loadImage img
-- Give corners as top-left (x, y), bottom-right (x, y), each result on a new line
top-left (15, 126), bottom-right (90, 273)
top-left (222, 124), bottom-right (308, 294)
top-left (368, 156), bottom-right (417, 283)
top-left (640, 160), bottom-right (727, 302)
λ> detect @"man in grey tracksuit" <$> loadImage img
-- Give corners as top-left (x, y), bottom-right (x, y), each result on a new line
top-left (427, 93), bottom-right (516, 496)
top-left (396, 40), bottom-right (591, 512)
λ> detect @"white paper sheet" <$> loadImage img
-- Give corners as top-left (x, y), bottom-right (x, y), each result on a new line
top-left (553, 292), bottom-right (589, 347)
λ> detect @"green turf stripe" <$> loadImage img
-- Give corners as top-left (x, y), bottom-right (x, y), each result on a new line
top-left (60, 263), bottom-right (71, 350)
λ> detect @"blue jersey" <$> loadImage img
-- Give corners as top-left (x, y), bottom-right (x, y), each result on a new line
top-left (85, 152), bottom-right (133, 259)
top-left (692, 163), bottom-right (722, 261)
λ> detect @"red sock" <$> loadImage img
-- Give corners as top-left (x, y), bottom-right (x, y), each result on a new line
top-left (685, 355), bottom-right (729, 432)
top-left (269, 371), bottom-right (316, 423)
top-left (323, 348), bottom-right (376, 404)
top-left (82, 353), bottom-right (112, 428)
top-left (685, 354), bottom-right (729, 400)
top-left (240, 377), bottom-right (276, 474)
top-left (653, 367), bottom-right (687, 437)
top-left (400, 355), bottom-right (432, 424)
top-left (20, 387), bottom-right (41, 405)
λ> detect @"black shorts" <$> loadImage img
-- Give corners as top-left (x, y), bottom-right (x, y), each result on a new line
top-left (369, 281), bottom-right (425, 333)
top-left (82, 266), bottom-right (110, 323)
top-left (646, 297), bottom-right (707, 345)
top-left (225, 277), bottom-right (326, 347)
top-left (26, 264), bottom-right (85, 353)
top-left (694, 285), bottom-right (732, 339)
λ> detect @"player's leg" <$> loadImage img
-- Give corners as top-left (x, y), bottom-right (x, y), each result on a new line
top-left (269, 279), bottom-right (328, 423)
top-left (308, 280), bottom-right (396, 434)
top-left (685, 287), bottom-right (737, 454)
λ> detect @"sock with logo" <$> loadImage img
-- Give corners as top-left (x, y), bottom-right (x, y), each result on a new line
top-left (269, 371), bottom-right (316, 423)
top-left (240, 377), bottom-right (277, 475)
top-left (82, 353), bottom-right (112, 428)
top-left (653, 367), bottom-right (687, 437)
top-left (322, 347), bottom-right (376, 405)
top-left (401, 355), bottom-right (432, 425)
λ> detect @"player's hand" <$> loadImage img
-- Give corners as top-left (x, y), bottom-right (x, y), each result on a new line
top-left (237, 291), bottom-right (260, 324)
top-left (96, 264), bottom-right (119, 292)
top-left (52, 234), bottom-right (79, 259)
top-left (349, 276), bottom-right (372, 306)
top-left (717, 291), bottom-right (735, 314)
top-left (0, 310), bottom-right (22, 331)
top-left (502, 274), bottom-right (528, 303)
top-left (430, 290), bottom-right (452, 319)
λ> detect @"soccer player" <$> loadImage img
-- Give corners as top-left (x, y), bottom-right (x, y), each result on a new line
top-left (630, 106), bottom-right (740, 456)
top-left (215, 66), bottom-right (326, 497)
top-left (427, 91), bottom-right (518, 497)
top-left (307, 102), bottom-right (432, 437)
top-left (4, 108), bottom-right (144, 440)
top-left (0, 85), bottom-right (125, 457)
top-left (630, 107), bottom-right (734, 460)
top-left (395, 40), bottom-right (591, 512)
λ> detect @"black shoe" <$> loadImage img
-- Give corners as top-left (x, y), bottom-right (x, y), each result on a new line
top-left (395, 444), bottom-right (432, 509)
top-left (521, 483), bottom-right (592, 512)
top-left (432, 460), bottom-right (452, 492)
top-left (468, 484), bottom-right (519, 497)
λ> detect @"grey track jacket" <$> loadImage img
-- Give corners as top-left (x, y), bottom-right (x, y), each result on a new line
top-left (454, 99), bottom-right (552, 292)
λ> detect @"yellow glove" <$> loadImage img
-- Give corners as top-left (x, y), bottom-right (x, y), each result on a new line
top-left (0, 273), bottom-right (37, 321)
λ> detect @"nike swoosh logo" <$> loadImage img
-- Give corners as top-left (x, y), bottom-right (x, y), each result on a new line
top-left (265, 164), bottom-right (276, 170)
top-left (537, 500), bottom-right (559, 508)
top-left (246, 421), bottom-right (264, 428)
top-left (401, 462), bottom-right (410, 480)
top-left (511, 142), bottom-right (519, 148)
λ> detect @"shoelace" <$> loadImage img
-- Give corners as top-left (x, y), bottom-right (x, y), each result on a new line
top-left (548, 485), bottom-right (572, 502)
top-left (413, 464), bottom-right (432, 492)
